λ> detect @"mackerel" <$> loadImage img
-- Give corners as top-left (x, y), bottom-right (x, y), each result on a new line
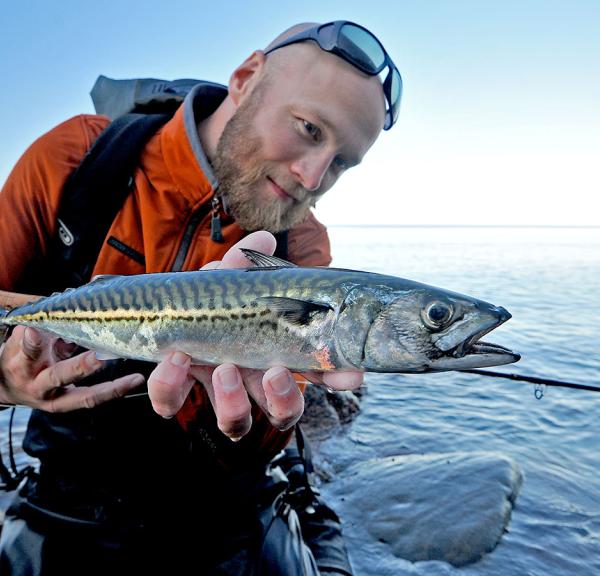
top-left (0, 250), bottom-right (520, 372)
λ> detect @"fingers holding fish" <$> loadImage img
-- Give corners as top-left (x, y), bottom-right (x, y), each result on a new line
top-left (0, 328), bottom-right (37, 403)
top-left (43, 372), bottom-right (145, 412)
top-left (231, 367), bottom-right (268, 413)
top-left (236, 366), bottom-right (304, 431)
top-left (211, 363), bottom-right (253, 441)
top-left (261, 367), bottom-right (304, 430)
top-left (219, 231), bottom-right (276, 269)
top-left (199, 231), bottom-right (276, 273)
top-left (19, 326), bottom-right (52, 364)
top-left (42, 350), bottom-right (104, 391)
top-left (0, 326), bottom-right (140, 410)
top-left (147, 351), bottom-right (195, 418)
top-left (191, 363), bottom-right (304, 439)
top-left (8, 326), bottom-right (60, 379)
top-left (303, 370), bottom-right (365, 392)
top-left (1, 327), bottom-right (58, 401)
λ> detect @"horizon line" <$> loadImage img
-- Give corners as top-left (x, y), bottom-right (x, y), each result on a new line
top-left (326, 224), bottom-right (600, 229)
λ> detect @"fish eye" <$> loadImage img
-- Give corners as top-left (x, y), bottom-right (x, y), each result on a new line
top-left (421, 301), bottom-right (454, 331)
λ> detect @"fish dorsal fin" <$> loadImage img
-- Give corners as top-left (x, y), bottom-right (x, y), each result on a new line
top-left (89, 274), bottom-right (122, 284)
top-left (256, 296), bottom-right (332, 326)
top-left (240, 249), bottom-right (298, 268)
top-left (49, 286), bottom-right (76, 297)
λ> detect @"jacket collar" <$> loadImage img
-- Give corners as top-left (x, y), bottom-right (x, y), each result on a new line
top-left (159, 81), bottom-right (227, 203)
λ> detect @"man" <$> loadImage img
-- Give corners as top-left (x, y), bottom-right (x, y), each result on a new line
top-left (0, 20), bottom-right (401, 574)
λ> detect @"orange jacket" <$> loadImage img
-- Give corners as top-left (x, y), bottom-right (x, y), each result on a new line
top-left (0, 90), bottom-right (332, 462)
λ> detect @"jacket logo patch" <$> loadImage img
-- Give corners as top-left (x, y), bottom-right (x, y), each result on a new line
top-left (107, 236), bottom-right (146, 266)
top-left (57, 218), bottom-right (74, 246)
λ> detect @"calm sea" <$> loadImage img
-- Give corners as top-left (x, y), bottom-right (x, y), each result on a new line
top-left (321, 226), bottom-right (600, 576)
top-left (2, 226), bottom-right (599, 575)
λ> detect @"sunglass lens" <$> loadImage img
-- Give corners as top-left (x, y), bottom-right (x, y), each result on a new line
top-left (339, 24), bottom-right (385, 72)
top-left (390, 68), bottom-right (402, 123)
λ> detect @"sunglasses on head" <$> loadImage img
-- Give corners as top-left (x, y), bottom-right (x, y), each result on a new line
top-left (264, 20), bottom-right (402, 130)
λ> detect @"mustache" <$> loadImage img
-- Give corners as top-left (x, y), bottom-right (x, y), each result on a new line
top-left (272, 177), bottom-right (322, 204)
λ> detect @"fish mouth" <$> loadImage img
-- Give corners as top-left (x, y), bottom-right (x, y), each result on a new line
top-left (454, 335), bottom-right (520, 363)
top-left (432, 306), bottom-right (520, 369)
top-left (434, 335), bottom-right (520, 371)
top-left (448, 335), bottom-right (521, 373)
top-left (452, 322), bottom-right (516, 359)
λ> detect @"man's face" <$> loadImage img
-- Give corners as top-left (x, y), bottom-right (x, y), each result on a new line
top-left (212, 44), bottom-right (385, 233)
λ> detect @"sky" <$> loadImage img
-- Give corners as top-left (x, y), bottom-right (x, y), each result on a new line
top-left (1, 0), bottom-right (598, 226)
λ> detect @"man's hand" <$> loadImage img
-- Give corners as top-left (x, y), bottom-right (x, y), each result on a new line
top-left (146, 231), bottom-right (364, 440)
top-left (0, 326), bottom-right (144, 411)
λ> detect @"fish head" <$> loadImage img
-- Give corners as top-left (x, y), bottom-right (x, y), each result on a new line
top-left (361, 286), bottom-right (520, 372)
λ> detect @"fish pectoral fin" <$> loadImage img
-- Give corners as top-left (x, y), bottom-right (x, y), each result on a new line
top-left (256, 297), bottom-right (332, 326)
top-left (239, 249), bottom-right (298, 268)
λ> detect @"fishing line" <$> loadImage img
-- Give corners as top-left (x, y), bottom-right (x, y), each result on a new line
top-left (459, 369), bottom-right (600, 394)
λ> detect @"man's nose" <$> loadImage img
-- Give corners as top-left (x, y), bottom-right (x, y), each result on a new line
top-left (290, 152), bottom-right (333, 192)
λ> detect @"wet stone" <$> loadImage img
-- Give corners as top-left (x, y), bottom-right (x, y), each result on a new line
top-left (322, 451), bottom-right (523, 568)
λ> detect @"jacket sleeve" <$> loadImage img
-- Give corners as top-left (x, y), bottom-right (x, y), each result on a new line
top-left (286, 210), bottom-right (332, 267)
top-left (0, 115), bottom-right (108, 290)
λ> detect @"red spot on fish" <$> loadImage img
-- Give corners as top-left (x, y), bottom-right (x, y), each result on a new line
top-left (314, 347), bottom-right (335, 371)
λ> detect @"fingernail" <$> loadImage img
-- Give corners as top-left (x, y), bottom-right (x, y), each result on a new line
top-left (128, 374), bottom-right (145, 387)
top-left (202, 261), bottom-right (221, 270)
top-left (269, 368), bottom-right (294, 396)
top-left (24, 327), bottom-right (41, 345)
top-left (170, 351), bottom-right (190, 367)
top-left (85, 352), bottom-right (101, 368)
top-left (215, 366), bottom-right (242, 392)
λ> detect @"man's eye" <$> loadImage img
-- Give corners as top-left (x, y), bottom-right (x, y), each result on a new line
top-left (333, 156), bottom-right (349, 171)
top-left (302, 120), bottom-right (320, 140)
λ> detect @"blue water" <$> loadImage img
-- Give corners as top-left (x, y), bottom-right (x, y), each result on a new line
top-left (320, 226), bottom-right (600, 576)
top-left (2, 226), bottom-right (599, 575)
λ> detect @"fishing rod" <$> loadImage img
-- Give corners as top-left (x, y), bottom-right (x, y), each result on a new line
top-left (459, 369), bottom-right (600, 394)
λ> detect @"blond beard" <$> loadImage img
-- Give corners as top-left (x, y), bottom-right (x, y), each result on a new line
top-left (212, 89), bottom-right (316, 233)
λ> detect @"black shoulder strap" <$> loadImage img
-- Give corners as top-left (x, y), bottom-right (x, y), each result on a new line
top-left (43, 112), bottom-right (173, 293)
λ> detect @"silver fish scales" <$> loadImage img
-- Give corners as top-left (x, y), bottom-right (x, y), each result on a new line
top-left (0, 250), bottom-right (520, 373)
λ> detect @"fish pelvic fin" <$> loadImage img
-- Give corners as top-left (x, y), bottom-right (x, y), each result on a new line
top-left (239, 249), bottom-right (297, 268)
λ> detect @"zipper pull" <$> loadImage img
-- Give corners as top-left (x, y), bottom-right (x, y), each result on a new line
top-left (211, 195), bottom-right (223, 243)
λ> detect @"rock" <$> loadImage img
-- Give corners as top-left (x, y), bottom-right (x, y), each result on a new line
top-left (326, 390), bottom-right (361, 424)
top-left (300, 385), bottom-right (361, 443)
top-left (322, 451), bottom-right (523, 567)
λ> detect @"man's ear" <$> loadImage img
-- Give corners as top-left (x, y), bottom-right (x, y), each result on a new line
top-left (228, 50), bottom-right (267, 106)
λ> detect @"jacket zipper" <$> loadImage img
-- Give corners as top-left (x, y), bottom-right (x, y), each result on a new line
top-left (170, 205), bottom-right (208, 272)
top-left (170, 196), bottom-right (224, 272)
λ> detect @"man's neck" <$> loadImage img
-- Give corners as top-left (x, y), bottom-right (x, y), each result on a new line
top-left (197, 97), bottom-right (236, 164)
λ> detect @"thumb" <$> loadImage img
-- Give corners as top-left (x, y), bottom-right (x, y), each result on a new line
top-left (22, 327), bottom-right (48, 362)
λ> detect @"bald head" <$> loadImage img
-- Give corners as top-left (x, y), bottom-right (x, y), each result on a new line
top-left (260, 22), bottom-right (386, 128)
top-left (264, 22), bottom-right (320, 51)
